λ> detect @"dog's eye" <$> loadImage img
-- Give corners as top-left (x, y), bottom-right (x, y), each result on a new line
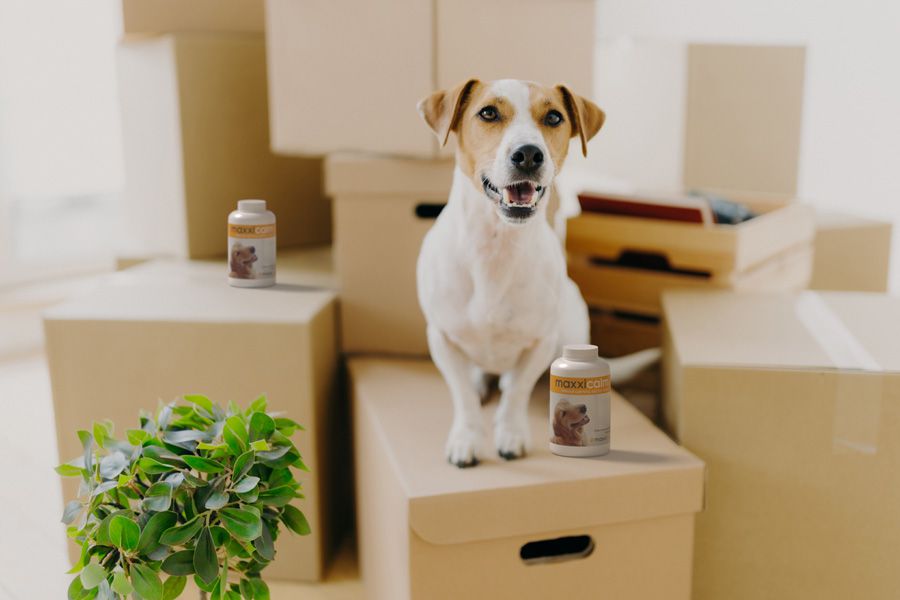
top-left (544, 110), bottom-right (564, 127)
top-left (478, 106), bottom-right (499, 122)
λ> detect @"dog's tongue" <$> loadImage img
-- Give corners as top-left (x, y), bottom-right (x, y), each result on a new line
top-left (504, 182), bottom-right (536, 206)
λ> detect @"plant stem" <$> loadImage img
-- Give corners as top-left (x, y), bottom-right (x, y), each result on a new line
top-left (200, 592), bottom-right (208, 600)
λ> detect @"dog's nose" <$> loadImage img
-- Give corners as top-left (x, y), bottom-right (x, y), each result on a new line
top-left (579, 405), bottom-right (587, 414)
top-left (249, 246), bottom-right (255, 253)
top-left (510, 144), bottom-right (544, 173)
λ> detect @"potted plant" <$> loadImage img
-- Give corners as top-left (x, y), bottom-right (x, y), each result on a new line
top-left (57, 394), bottom-right (311, 600)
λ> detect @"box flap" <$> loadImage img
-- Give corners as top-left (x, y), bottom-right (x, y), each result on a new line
top-left (684, 44), bottom-right (805, 195)
top-left (324, 154), bottom-right (454, 197)
top-left (349, 358), bottom-right (704, 546)
top-left (663, 290), bottom-right (900, 372)
top-left (43, 259), bottom-right (335, 324)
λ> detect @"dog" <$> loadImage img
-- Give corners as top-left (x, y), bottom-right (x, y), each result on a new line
top-left (416, 79), bottom-right (659, 467)
top-left (551, 400), bottom-right (590, 446)
top-left (230, 243), bottom-right (258, 279)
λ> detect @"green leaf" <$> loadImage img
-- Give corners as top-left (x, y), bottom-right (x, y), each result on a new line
top-left (131, 564), bottom-right (163, 600)
top-left (56, 463), bottom-right (85, 477)
top-left (253, 521), bottom-right (275, 561)
top-left (99, 452), bottom-right (128, 480)
top-left (94, 510), bottom-right (128, 546)
top-left (162, 575), bottom-right (187, 600)
top-left (223, 416), bottom-right (248, 455)
top-left (110, 571), bottom-right (133, 596)
top-left (138, 457), bottom-right (177, 475)
top-left (233, 451), bottom-right (255, 481)
top-left (92, 421), bottom-right (112, 449)
top-left (204, 490), bottom-right (229, 510)
top-left (249, 439), bottom-right (270, 452)
top-left (194, 574), bottom-right (217, 593)
top-left (258, 485), bottom-right (298, 507)
top-left (184, 394), bottom-right (215, 415)
top-left (239, 578), bottom-right (255, 600)
top-left (248, 395), bottom-right (267, 414)
top-left (68, 576), bottom-right (95, 600)
top-left (80, 560), bottom-right (106, 590)
top-left (62, 500), bottom-right (83, 525)
top-left (77, 430), bottom-right (94, 472)
top-left (161, 550), bottom-right (196, 576)
top-left (248, 412), bottom-right (275, 442)
top-left (159, 515), bottom-right (204, 546)
top-left (137, 511), bottom-right (177, 554)
top-left (197, 441), bottom-right (227, 451)
top-left (127, 429), bottom-right (151, 446)
top-left (274, 417), bottom-right (304, 434)
top-left (194, 527), bottom-right (219, 585)
top-left (142, 482), bottom-right (174, 512)
top-left (251, 578), bottom-right (270, 600)
top-left (268, 468), bottom-right (293, 487)
top-left (109, 515), bottom-right (140, 552)
top-left (281, 505), bottom-right (311, 535)
top-left (219, 508), bottom-right (262, 542)
top-left (232, 476), bottom-right (260, 494)
top-left (182, 455), bottom-right (225, 474)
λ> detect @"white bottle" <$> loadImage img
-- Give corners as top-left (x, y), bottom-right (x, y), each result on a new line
top-left (227, 199), bottom-right (276, 288)
top-left (549, 344), bottom-right (611, 457)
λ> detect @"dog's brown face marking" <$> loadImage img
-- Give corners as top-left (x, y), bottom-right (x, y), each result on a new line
top-left (556, 400), bottom-right (590, 430)
top-left (418, 79), bottom-right (604, 224)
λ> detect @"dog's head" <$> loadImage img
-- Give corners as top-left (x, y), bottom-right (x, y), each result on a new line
top-left (554, 399), bottom-right (590, 432)
top-left (418, 79), bottom-right (604, 225)
top-left (231, 243), bottom-right (258, 267)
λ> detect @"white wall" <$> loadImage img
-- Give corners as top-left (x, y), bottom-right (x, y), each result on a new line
top-left (586, 0), bottom-right (900, 290)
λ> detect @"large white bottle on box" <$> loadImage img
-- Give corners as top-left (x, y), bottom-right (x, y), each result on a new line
top-left (549, 344), bottom-right (611, 457)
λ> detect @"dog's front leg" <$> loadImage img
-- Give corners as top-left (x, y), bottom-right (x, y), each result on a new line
top-left (428, 325), bottom-right (485, 467)
top-left (495, 335), bottom-right (558, 460)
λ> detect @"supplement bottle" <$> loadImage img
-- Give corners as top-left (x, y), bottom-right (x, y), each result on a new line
top-left (549, 344), bottom-right (611, 457)
top-left (228, 199), bottom-right (276, 288)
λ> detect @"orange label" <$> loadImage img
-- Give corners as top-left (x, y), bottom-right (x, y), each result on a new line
top-left (228, 223), bottom-right (276, 239)
top-left (550, 374), bottom-right (610, 395)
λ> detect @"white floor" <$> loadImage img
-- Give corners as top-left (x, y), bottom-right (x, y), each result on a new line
top-left (0, 282), bottom-right (362, 599)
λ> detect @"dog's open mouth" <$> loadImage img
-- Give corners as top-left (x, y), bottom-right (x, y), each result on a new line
top-left (571, 415), bottom-right (590, 428)
top-left (481, 176), bottom-right (546, 222)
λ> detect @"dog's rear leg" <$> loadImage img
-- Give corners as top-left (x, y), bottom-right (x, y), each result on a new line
top-left (428, 325), bottom-right (485, 468)
top-left (495, 335), bottom-right (558, 460)
top-left (471, 366), bottom-right (497, 405)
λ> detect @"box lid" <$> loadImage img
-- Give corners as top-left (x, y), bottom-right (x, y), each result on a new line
top-left (43, 258), bottom-right (334, 324)
top-left (349, 358), bottom-right (704, 546)
top-left (663, 290), bottom-right (900, 372)
top-left (324, 154), bottom-right (454, 197)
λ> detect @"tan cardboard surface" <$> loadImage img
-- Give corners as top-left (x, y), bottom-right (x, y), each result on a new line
top-left (351, 357), bottom-right (704, 600)
top-left (662, 290), bottom-right (900, 600)
top-left (811, 209), bottom-right (892, 292)
top-left (121, 0), bottom-right (264, 33)
top-left (684, 44), bottom-right (806, 195)
top-left (266, 0), bottom-right (593, 157)
top-left (118, 33), bottom-right (329, 259)
top-left (44, 261), bottom-right (340, 582)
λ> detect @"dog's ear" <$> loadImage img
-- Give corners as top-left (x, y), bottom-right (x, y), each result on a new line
top-left (417, 79), bottom-right (480, 147)
top-left (556, 85), bottom-right (605, 157)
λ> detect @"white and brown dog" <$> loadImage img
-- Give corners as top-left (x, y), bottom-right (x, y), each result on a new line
top-left (417, 79), bottom-right (657, 467)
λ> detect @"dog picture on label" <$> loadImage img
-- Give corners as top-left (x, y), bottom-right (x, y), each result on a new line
top-left (416, 79), bottom-right (659, 467)
top-left (551, 399), bottom-right (590, 447)
top-left (230, 242), bottom-right (258, 279)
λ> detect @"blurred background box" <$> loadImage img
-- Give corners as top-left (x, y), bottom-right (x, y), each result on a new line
top-left (121, 0), bottom-right (264, 34)
top-left (662, 290), bottom-right (900, 600)
top-left (118, 33), bottom-right (329, 260)
top-left (811, 209), bottom-right (893, 292)
top-left (327, 156), bottom-right (453, 356)
top-left (351, 357), bottom-right (704, 600)
top-left (265, 0), bottom-right (594, 157)
top-left (44, 260), bottom-right (341, 582)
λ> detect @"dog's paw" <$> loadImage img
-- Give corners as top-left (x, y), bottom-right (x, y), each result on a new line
top-left (445, 423), bottom-right (484, 468)
top-left (494, 420), bottom-right (531, 460)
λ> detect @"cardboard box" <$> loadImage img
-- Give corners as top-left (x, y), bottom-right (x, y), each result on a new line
top-left (44, 260), bottom-right (340, 582)
top-left (121, 0), bottom-right (264, 34)
top-left (351, 357), bottom-right (705, 600)
top-left (265, 0), bottom-right (594, 157)
top-left (328, 156), bottom-right (453, 355)
top-left (810, 209), bottom-right (893, 292)
top-left (118, 33), bottom-right (330, 260)
top-left (570, 242), bottom-right (813, 316)
top-left (662, 290), bottom-right (900, 600)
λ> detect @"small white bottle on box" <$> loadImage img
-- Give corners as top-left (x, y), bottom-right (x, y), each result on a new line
top-left (227, 199), bottom-right (276, 288)
top-left (549, 344), bottom-right (611, 457)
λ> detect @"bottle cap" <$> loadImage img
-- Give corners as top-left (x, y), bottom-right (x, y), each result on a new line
top-left (237, 199), bottom-right (267, 213)
top-left (562, 344), bottom-right (599, 361)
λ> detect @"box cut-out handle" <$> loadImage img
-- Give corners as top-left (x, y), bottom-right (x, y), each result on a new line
top-left (590, 250), bottom-right (711, 279)
top-left (519, 535), bottom-right (595, 565)
top-left (414, 203), bottom-right (446, 219)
